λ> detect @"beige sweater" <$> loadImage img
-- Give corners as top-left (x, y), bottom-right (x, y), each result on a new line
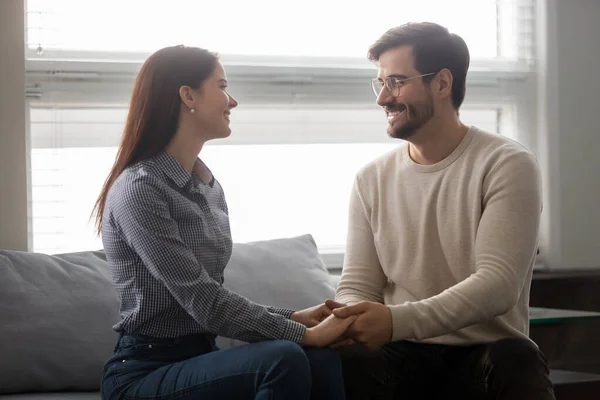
top-left (336, 126), bottom-right (542, 345)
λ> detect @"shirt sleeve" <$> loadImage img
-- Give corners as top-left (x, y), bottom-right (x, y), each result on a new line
top-left (266, 307), bottom-right (296, 318)
top-left (335, 175), bottom-right (388, 305)
top-left (107, 175), bottom-right (306, 343)
top-left (388, 151), bottom-right (543, 341)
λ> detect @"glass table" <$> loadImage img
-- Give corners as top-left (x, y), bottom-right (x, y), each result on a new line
top-left (529, 307), bottom-right (600, 397)
top-left (530, 307), bottom-right (600, 325)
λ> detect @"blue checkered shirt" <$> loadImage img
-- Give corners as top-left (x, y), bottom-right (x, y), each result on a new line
top-left (101, 151), bottom-right (306, 343)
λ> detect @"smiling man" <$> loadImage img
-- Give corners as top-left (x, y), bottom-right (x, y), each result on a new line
top-left (331, 22), bottom-right (555, 399)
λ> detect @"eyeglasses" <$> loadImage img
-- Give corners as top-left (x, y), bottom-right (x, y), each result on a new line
top-left (370, 72), bottom-right (437, 98)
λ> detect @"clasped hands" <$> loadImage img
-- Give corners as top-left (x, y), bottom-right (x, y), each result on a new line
top-left (291, 299), bottom-right (392, 350)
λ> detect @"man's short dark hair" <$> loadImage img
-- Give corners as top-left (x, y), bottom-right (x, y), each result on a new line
top-left (368, 22), bottom-right (470, 110)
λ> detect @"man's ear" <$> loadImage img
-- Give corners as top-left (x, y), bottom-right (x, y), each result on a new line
top-left (179, 85), bottom-right (196, 110)
top-left (434, 69), bottom-right (453, 101)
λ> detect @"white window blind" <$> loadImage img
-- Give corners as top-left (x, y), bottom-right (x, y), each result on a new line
top-left (25, 0), bottom-right (537, 260)
top-left (30, 107), bottom-right (500, 255)
top-left (26, 0), bottom-right (533, 61)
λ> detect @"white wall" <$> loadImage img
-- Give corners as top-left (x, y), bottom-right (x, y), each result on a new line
top-left (555, 0), bottom-right (600, 269)
top-left (538, 0), bottom-right (600, 269)
top-left (0, 0), bottom-right (28, 251)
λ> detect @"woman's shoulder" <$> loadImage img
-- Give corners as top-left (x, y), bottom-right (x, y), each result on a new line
top-left (107, 160), bottom-right (168, 211)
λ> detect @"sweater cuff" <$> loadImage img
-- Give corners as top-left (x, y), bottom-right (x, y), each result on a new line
top-left (334, 295), bottom-right (362, 306)
top-left (387, 304), bottom-right (415, 342)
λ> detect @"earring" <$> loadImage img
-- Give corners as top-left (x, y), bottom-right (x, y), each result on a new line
top-left (190, 108), bottom-right (195, 114)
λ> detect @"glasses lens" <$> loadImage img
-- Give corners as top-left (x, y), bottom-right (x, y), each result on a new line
top-left (371, 79), bottom-right (383, 97)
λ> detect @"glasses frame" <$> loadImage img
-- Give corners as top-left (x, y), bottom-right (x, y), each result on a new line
top-left (370, 72), bottom-right (437, 98)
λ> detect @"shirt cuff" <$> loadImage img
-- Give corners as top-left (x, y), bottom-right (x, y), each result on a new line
top-left (268, 307), bottom-right (295, 319)
top-left (280, 319), bottom-right (307, 344)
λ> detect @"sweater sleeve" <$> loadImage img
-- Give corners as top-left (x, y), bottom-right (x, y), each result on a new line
top-left (336, 175), bottom-right (388, 305)
top-left (388, 151), bottom-right (542, 341)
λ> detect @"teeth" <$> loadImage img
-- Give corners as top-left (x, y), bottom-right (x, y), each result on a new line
top-left (387, 108), bottom-right (405, 120)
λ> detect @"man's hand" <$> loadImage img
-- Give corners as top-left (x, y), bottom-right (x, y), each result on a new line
top-left (291, 299), bottom-right (346, 327)
top-left (332, 301), bottom-right (393, 350)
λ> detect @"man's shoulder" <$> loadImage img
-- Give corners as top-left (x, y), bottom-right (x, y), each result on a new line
top-left (469, 127), bottom-right (538, 170)
top-left (467, 127), bottom-right (541, 195)
top-left (471, 127), bottom-right (535, 157)
top-left (356, 143), bottom-right (406, 182)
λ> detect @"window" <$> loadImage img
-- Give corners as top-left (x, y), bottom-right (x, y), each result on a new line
top-left (27, 0), bottom-right (518, 59)
top-left (25, 1), bottom-right (537, 265)
top-left (30, 107), bottom-right (500, 255)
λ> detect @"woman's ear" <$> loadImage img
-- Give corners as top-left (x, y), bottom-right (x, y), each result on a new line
top-left (179, 86), bottom-right (196, 111)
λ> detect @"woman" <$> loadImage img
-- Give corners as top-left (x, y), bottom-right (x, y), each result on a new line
top-left (93, 45), bottom-right (354, 400)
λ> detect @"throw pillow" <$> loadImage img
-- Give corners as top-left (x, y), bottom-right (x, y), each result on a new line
top-left (216, 234), bottom-right (336, 348)
top-left (0, 250), bottom-right (119, 394)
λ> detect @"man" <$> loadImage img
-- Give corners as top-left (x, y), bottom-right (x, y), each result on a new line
top-left (329, 22), bottom-right (555, 399)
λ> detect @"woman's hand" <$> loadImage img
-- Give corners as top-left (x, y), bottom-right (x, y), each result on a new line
top-left (291, 299), bottom-right (345, 327)
top-left (301, 313), bottom-right (357, 348)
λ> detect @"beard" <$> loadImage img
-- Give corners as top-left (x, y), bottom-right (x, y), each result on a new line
top-left (387, 95), bottom-right (434, 140)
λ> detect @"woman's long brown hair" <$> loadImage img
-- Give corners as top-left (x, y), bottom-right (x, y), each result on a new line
top-left (92, 45), bottom-right (219, 235)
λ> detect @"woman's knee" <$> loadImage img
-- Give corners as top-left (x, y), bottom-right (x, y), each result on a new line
top-left (261, 340), bottom-right (311, 377)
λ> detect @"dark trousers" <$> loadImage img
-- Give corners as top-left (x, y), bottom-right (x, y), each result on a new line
top-left (339, 338), bottom-right (556, 399)
top-left (101, 332), bottom-right (345, 400)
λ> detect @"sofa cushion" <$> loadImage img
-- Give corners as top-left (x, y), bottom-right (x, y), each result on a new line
top-left (216, 234), bottom-right (336, 348)
top-left (0, 234), bottom-right (335, 394)
top-left (0, 250), bottom-right (119, 394)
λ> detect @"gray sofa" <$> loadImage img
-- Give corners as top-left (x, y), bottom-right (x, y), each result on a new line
top-left (0, 234), bottom-right (339, 399)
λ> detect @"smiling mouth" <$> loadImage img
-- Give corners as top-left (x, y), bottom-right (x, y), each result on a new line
top-left (387, 104), bottom-right (407, 122)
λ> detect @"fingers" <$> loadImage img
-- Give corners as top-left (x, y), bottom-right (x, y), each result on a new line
top-left (320, 305), bottom-right (333, 319)
top-left (332, 303), bottom-right (366, 318)
top-left (333, 315), bottom-right (358, 344)
top-left (316, 314), bottom-right (358, 347)
top-left (325, 298), bottom-right (346, 310)
top-left (341, 314), bottom-right (358, 328)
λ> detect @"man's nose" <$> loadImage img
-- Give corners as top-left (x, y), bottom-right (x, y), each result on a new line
top-left (376, 87), bottom-right (393, 107)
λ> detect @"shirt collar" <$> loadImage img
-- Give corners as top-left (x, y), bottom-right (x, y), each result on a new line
top-left (154, 151), bottom-right (195, 190)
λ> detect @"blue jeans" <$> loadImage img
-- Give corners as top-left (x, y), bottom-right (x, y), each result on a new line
top-left (101, 332), bottom-right (345, 400)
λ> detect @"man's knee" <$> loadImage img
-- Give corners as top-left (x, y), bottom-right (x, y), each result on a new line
top-left (305, 347), bottom-right (342, 372)
top-left (487, 338), bottom-right (549, 372)
top-left (484, 338), bottom-right (554, 398)
top-left (338, 343), bottom-right (386, 376)
top-left (337, 344), bottom-right (395, 399)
